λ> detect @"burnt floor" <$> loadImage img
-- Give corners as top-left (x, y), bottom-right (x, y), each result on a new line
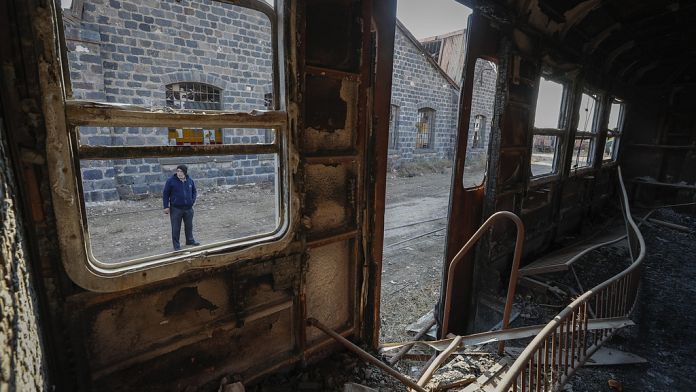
top-left (569, 208), bottom-right (696, 392)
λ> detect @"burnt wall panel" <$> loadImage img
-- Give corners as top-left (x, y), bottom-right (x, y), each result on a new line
top-left (305, 240), bottom-right (353, 343)
top-left (304, 163), bottom-right (356, 238)
top-left (498, 149), bottom-right (526, 191)
top-left (84, 278), bottom-right (232, 370)
top-left (92, 304), bottom-right (294, 391)
top-left (305, 0), bottom-right (362, 71)
top-left (76, 255), bottom-right (300, 375)
top-left (500, 103), bottom-right (530, 148)
top-left (303, 75), bottom-right (358, 152)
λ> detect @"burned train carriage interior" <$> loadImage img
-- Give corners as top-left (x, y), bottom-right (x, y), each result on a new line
top-left (2, 0), bottom-right (696, 391)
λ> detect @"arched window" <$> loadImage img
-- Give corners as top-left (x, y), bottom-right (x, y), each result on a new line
top-left (166, 83), bottom-right (222, 145)
top-left (416, 108), bottom-right (436, 149)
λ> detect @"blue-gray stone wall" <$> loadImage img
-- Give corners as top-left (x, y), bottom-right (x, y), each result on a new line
top-left (389, 26), bottom-right (460, 162)
top-left (64, 0), bottom-right (275, 202)
top-left (388, 26), bottom-right (497, 167)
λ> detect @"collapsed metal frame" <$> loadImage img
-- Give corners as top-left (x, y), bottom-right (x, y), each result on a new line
top-left (496, 167), bottom-right (644, 391)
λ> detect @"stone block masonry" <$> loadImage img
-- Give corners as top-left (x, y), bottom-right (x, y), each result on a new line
top-left (64, 0), bottom-right (275, 202)
top-left (389, 25), bottom-right (460, 163)
top-left (388, 24), bottom-right (497, 167)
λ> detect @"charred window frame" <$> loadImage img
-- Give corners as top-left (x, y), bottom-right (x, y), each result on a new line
top-left (603, 99), bottom-right (625, 163)
top-left (570, 90), bottom-right (600, 173)
top-left (51, 0), bottom-right (292, 292)
top-left (416, 107), bottom-right (436, 149)
top-left (530, 77), bottom-right (571, 181)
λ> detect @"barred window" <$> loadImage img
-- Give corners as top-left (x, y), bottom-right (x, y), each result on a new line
top-left (166, 83), bottom-right (222, 111)
top-left (416, 108), bottom-right (435, 149)
top-left (166, 83), bottom-right (223, 145)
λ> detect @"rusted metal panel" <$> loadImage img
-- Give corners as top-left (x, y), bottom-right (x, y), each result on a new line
top-left (440, 10), bottom-right (501, 335)
top-left (305, 0), bottom-right (362, 72)
top-left (365, 0), bottom-right (397, 347)
top-left (500, 103), bottom-right (531, 148)
top-left (303, 74), bottom-right (358, 153)
top-left (67, 254), bottom-right (301, 382)
top-left (91, 305), bottom-right (295, 391)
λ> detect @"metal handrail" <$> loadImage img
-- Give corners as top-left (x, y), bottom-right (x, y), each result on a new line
top-left (441, 210), bottom-right (525, 355)
top-left (496, 167), bottom-right (645, 391)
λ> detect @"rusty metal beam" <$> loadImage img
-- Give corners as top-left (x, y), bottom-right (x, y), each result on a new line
top-left (306, 318), bottom-right (426, 392)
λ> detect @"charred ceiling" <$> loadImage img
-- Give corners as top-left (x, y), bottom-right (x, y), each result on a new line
top-left (470, 0), bottom-right (696, 93)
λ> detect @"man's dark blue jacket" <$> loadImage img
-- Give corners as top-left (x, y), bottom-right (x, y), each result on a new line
top-left (163, 174), bottom-right (197, 209)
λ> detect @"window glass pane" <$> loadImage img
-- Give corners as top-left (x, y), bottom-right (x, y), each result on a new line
top-left (62, 1), bottom-right (274, 111)
top-left (534, 78), bottom-right (565, 128)
top-left (603, 136), bottom-right (617, 161)
top-left (463, 58), bottom-right (497, 188)
top-left (61, 0), bottom-right (73, 9)
top-left (531, 134), bottom-right (557, 176)
top-left (578, 93), bottom-right (598, 133)
top-left (608, 101), bottom-right (622, 132)
top-left (571, 137), bottom-right (592, 169)
top-left (82, 154), bottom-right (279, 264)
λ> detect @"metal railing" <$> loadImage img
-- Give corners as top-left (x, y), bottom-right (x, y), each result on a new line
top-left (441, 210), bottom-right (525, 355)
top-left (496, 167), bottom-right (644, 391)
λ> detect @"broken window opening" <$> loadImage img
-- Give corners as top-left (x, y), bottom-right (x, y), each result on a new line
top-left (604, 99), bottom-right (625, 162)
top-left (416, 108), bottom-right (435, 149)
top-left (531, 77), bottom-right (567, 178)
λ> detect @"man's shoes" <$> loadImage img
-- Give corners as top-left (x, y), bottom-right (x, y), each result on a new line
top-left (186, 241), bottom-right (200, 246)
top-left (173, 245), bottom-right (181, 251)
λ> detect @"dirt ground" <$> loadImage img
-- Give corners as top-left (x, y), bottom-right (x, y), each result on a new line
top-left (380, 167), bottom-right (453, 343)
top-left (86, 183), bottom-right (277, 263)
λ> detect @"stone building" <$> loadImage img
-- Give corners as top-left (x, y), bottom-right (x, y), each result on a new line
top-left (63, 0), bottom-right (276, 202)
top-left (63, 0), bottom-right (496, 201)
top-left (388, 22), bottom-right (497, 167)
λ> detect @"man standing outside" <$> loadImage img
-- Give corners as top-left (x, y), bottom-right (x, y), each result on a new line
top-left (163, 165), bottom-right (200, 251)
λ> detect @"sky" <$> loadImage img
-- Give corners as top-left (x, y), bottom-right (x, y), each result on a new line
top-left (396, 0), bottom-right (472, 39)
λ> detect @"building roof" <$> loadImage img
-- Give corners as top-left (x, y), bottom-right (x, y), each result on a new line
top-left (395, 20), bottom-right (460, 89)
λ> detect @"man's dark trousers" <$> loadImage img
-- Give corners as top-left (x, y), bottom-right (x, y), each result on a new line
top-left (170, 206), bottom-right (194, 249)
